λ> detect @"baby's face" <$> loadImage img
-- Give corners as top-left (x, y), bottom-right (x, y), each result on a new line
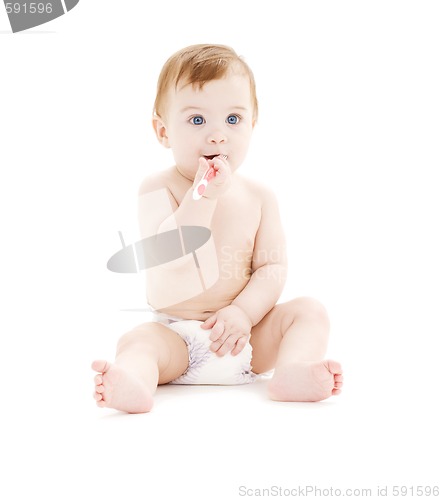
top-left (160, 73), bottom-right (255, 178)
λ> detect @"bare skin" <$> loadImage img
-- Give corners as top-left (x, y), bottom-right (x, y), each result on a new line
top-left (93, 73), bottom-right (343, 412)
top-left (92, 361), bottom-right (153, 414)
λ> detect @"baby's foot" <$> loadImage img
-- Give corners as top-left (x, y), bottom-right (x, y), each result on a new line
top-left (268, 360), bottom-right (343, 402)
top-left (92, 360), bottom-right (153, 413)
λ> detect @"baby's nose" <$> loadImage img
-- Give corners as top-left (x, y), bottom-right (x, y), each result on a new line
top-left (207, 130), bottom-right (227, 144)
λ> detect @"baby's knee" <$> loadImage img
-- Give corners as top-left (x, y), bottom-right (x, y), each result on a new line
top-left (287, 297), bottom-right (330, 326)
top-left (117, 322), bottom-right (164, 351)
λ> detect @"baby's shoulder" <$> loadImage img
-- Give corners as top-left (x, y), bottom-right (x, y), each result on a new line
top-left (236, 174), bottom-right (277, 204)
top-left (138, 168), bottom-right (174, 196)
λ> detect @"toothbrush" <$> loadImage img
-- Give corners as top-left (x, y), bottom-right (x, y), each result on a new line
top-left (192, 155), bottom-right (227, 201)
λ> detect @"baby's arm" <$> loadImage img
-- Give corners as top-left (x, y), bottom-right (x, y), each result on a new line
top-left (155, 156), bottom-right (231, 233)
top-left (232, 188), bottom-right (288, 323)
top-left (202, 188), bottom-right (288, 356)
top-left (138, 164), bottom-right (216, 237)
top-left (137, 157), bottom-right (232, 309)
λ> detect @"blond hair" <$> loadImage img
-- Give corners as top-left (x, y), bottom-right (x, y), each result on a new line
top-left (153, 44), bottom-right (258, 121)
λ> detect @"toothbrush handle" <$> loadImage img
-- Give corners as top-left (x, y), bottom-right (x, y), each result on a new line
top-left (193, 166), bottom-right (216, 201)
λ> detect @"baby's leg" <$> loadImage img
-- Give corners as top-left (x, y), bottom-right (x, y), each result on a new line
top-left (92, 322), bottom-right (188, 413)
top-left (250, 298), bottom-right (343, 402)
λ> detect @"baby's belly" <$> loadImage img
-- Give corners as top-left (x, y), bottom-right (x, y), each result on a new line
top-left (156, 260), bottom-right (252, 320)
top-left (148, 226), bottom-right (255, 319)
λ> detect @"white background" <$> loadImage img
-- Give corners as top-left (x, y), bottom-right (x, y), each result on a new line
top-left (1, 1), bottom-right (440, 499)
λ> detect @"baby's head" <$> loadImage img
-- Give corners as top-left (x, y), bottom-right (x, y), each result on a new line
top-left (154, 44), bottom-right (258, 123)
top-left (153, 44), bottom-right (257, 175)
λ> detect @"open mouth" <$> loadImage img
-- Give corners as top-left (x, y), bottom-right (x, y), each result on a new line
top-left (203, 154), bottom-right (228, 161)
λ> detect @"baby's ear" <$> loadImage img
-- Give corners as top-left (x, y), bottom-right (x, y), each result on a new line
top-left (152, 116), bottom-right (170, 148)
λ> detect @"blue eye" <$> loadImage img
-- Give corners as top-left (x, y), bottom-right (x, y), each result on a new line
top-left (227, 114), bottom-right (240, 125)
top-left (191, 115), bottom-right (205, 125)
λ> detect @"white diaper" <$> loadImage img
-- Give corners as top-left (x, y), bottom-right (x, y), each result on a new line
top-left (150, 312), bottom-right (256, 385)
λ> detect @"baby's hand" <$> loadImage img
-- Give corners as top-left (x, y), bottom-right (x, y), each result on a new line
top-left (201, 304), bottom-right (252, 356)
top-left (193, 155), bottom-right (232, 199)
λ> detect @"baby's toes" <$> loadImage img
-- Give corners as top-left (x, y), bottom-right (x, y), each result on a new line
top-left (94, 390), bottom-right (104, 401)
top-left (332, 374), bottom-right (343, 395)
top-left (334, 374), bottom-right (343, 389)
top-left (94, 388), bottom-right (108, 407)
top-left (95, 384), bottom-right (105, 394)
top-left (94, 374), bottom-right (105, 398)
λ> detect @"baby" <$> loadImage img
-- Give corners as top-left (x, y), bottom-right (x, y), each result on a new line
top-left (92, 44), bottom-right (343, 413)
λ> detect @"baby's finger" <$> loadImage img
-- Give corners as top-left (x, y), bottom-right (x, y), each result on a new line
top-left (230, 336), bottom-right (248, 357)
top-left (201, 314), bottom-right (217, 330)
top-left (215, 334), bottom-right (240, 357)
top-left (209, 329), bottom-right (231, 354)
top-left (212, 154), bottom-right (228, 167)
top-left (211, 156), bottom-right (230, 185)
top-left (209, 319), bottom-right (225, 341)
top-left (193, 156), bottom-right (211, 185)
